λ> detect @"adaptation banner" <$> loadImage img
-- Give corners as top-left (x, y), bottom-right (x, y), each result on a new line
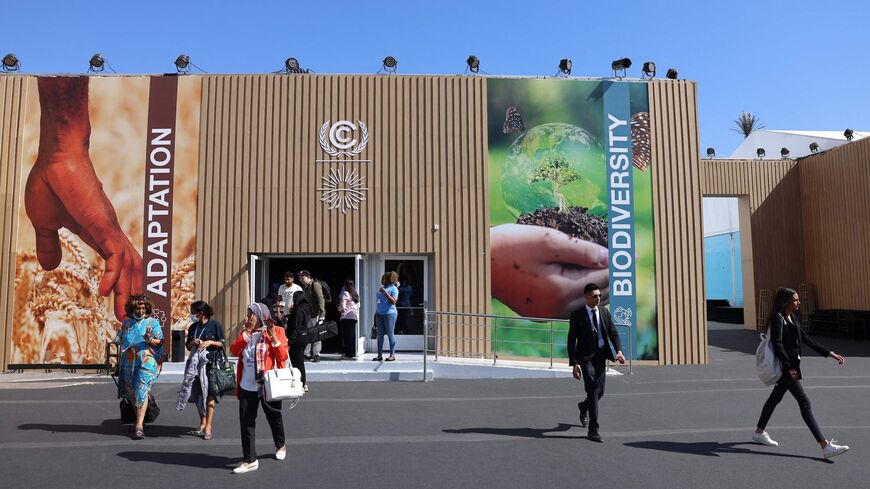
top-left (12, 76), bottom-right (201, 365)
top-left (488, 78), bottom-right (657, 360)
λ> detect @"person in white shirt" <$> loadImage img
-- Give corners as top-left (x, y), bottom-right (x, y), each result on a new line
top-left (337, 280), bottom-right (361, 358)
top-left (277, 272), bottom-right (302, 317)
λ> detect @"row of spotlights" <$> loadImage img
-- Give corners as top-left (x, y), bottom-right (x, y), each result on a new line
top-left (3, 52), bottom-right (681, 80)
top-left (707, 138), bottom-right (852, 160)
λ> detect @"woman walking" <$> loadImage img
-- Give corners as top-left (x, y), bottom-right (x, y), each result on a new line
top-left (180, 300), bottom-right (225, 440)
top-left (288, 291), bottom-right (311, 393)
top-left (374, 271), bottom-right (399, 362)
top-left (752, 287), bottom-right (850, 459)
top-left (337, 279), bottom-right (360, 358)
top-left (113, 294), bottom-right (163, 440)
top-left (229, 302), bottom-right (289, 474)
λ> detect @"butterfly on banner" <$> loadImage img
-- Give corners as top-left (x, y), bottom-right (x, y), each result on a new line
top-left (502, 106), bottom-right (525, 134)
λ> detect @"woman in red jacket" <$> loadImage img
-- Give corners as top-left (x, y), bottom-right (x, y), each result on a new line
top-left (229, 302), bottom-right (290, 474)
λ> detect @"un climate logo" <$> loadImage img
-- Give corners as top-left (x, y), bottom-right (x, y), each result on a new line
top-left (319, 120), bottom-right (369, 157)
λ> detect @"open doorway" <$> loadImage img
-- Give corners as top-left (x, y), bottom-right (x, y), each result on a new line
top-left (702, 197), bottom-right (744, 325)
top-left (250, 255), bottom-right (357, 356)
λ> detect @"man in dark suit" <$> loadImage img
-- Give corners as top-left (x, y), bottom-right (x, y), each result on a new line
top-left (567, 283), bottom-right (625, 442)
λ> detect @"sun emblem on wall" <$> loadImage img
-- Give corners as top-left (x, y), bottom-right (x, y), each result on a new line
top-left (318, 168), bottom-right (368, 214)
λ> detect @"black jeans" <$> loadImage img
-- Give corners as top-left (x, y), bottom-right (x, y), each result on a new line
top-left (340, 318), bottom-right (358, 357)
top-left (238, 388), bottom-right (285, 462)
top-left (757, 376), bottom-right (825, 443)
top-left (289, 336), bottom-right (308, 384)
top-left (578, 350), bottom-right (608, 431)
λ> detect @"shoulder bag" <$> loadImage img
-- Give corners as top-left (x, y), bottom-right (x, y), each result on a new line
top-left (207, 341), bottom-right (236, 397)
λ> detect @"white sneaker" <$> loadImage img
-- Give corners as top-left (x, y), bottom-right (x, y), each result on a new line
top-left (276, 446), bottom-right (287, 461)
top-left (822, 440), bottom-right (850, 459)
top-left (752, 431), bottom-right (779, 447)
top-left (232, 460), bottom-right (259, 474)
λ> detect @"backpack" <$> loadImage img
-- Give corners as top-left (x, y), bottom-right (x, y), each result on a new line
top-left (756, 326), bottom-right (782, 385)
top-left (317, 280), bottom-right (333, 304)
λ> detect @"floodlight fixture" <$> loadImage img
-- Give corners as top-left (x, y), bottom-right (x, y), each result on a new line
top-left (285, 57), bottom-right (300, 71)
top-left (809, 142), bottom-right (819, 154)
top-left (175, 54), bottom-right (190, 73)
top-left (780, 147), bottom-right (790, 158)
top-left (642, 61), bottom-right (656, 78)
top-left (611, 57), bottom-right (631, 77)
top-left (88, 53), bottom-right (106, 72)
top-left (466, 55), bottom-right (480, 74)
top-left (2, 53), bottom-right (20, 72)
top-left (666, 68), bottom-right (678, 80)
top-left (558, 58), bottom-right (572, 76)
top-left (706, 147), bottom-right (715, 158)
top-left (379, 55), bottom-right (397, 74)
top-left (756, 148), bottom-right (766, 158)
top-left (844, 128), bottom-right (854, 141)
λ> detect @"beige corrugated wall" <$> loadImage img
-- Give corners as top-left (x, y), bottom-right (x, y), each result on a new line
top-left (700, 159), bottom-right (803, 330)
top-left (0, 76), bottom-right (26, 370)
top-left (648, 80), bottom-right (707, 364)
top-left (799, 137), bottom-right (870, 310)
top-left (196, 75), bottom-right (491, 348)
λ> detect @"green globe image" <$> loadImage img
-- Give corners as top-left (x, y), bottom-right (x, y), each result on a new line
top-left (500, 122), bottom-right (607, 218)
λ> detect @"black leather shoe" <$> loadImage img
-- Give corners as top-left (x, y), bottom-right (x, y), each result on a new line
top-left (577, 402), bottom-right (589, 428)
top-left (587, 430), bottom-right (602, 443)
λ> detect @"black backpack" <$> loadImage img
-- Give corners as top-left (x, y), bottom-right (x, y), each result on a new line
top-left (317, 280), bottom-right (333, 304)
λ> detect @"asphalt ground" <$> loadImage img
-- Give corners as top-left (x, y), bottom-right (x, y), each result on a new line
top-left (1, 324), bottom-right (868, 489)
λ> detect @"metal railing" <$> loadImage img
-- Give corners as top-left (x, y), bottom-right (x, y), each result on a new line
top-left (422, 310), bottom-right (633, 381)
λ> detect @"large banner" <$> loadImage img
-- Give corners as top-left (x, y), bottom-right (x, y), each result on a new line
top-left (488, 78), bottom-right (657, 360)
top-left (12, 76), bottom-right (201, 365)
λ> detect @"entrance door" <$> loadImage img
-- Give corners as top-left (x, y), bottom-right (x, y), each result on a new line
top-left (248, 254), bottom-right (267, 304)
top-left (373, 257), bottom-right (427, 351)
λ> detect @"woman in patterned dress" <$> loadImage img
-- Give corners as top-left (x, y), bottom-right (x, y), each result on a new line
top-left (114, 294), bottom-right (164, 440)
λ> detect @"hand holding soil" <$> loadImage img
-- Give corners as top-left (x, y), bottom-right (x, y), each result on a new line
top-left (490, 223), bottom-right (609, 318)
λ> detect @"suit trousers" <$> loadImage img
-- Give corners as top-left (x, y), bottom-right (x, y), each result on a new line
top-left (579, 349), bottom-right (608, 431)
top-left (238, 388), bottom-right (285, 463)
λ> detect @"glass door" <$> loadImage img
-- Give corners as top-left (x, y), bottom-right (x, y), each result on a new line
top-left (354, 254), bottom-right (367, 357)
top-left (379, 257), bottom-right (427, 351)
top-left (248, 254), bottom-right (267, 304)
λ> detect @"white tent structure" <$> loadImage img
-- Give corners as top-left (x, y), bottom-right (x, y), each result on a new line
top-left (730, 129), bottom-right (869, 159)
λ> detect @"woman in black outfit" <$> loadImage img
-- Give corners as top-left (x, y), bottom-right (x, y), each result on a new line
top-left (287, 291), bottom-right (311, 393)
top-left (185, 300), bottom-right (225, 440)
top-left (753, 287), bottom-right (849, 459)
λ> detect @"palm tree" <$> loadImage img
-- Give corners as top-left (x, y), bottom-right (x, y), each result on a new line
top-left (732, 112), bottom-right (765, 138)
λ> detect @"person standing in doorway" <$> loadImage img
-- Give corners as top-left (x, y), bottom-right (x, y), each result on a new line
top-left (752, 287), bottom-right (849, 459)
top-left (277, 271), bottom-right (302, 318)
top-left (299, 270), bottom-right (325, 363)
top-left (374, 272), bottom-right (399, 362)
top-left (567, 283), bottom-right (625, 443)
top-left (287, 291), bottom-right (311, 393)
top-left (337, 280), bottom-right (360, 358)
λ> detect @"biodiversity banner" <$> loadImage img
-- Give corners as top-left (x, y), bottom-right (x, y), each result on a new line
top-left (488, 78), bottom-right (657, 360)
top-left (12, 76), bottom-right (201, 365)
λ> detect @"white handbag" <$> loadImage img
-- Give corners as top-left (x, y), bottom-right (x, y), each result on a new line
top-left (264, 367), bottom-right (305, 401)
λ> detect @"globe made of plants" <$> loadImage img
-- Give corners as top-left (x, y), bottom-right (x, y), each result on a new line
top-left (500, 123), bottom-right (607, 218)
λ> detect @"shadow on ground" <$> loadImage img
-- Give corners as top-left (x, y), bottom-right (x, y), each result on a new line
top-left (625, 440), bottom-right (831, 463)
top-left (19, 419), bottom-right (191, 437)
top-left (443, 423), bottom-right (586, 439)
top-left (117, 451), bottom-right (237, 469)
top-left (707, 326), bottom-right (869, 358)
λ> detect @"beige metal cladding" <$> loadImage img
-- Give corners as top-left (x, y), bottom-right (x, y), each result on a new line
top-left (798, 137), bottom-right (870, 311)
top-left (701, 158), bottom-right (803, 330)
top-left (0, 76), bottom-right (26, 370)
top-left (648, 80), bottom-right (707, 364)
top-left (196, 74), bottom-right (491, 348)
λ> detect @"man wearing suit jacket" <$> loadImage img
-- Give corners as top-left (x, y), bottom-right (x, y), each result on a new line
top-left (567, 283), bottom-right (625, 442)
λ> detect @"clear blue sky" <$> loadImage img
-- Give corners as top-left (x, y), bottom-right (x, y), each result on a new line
top-left (4, 0), bottom-right (868, 156)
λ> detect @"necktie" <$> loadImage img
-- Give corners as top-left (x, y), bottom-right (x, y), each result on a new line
top-left (592, 309), bottom-right (603, 347)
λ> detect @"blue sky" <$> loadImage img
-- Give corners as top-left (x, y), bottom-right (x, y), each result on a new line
top-left (3, 0), bottom-right (868, 156)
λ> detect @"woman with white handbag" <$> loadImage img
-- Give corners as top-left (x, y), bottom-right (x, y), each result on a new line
top-left (229, 302), bottom-right (290, 474)
top-left (752, 287), bottom-right (849, 459)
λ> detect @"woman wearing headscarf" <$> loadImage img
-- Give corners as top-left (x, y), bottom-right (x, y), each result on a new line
top-left (229, 302), bottom-right (290, 474)
top-left (113, 294), bottom-right (163, 440)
